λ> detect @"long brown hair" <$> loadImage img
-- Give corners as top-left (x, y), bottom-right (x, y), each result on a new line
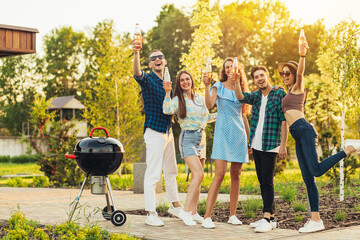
top-left (174, 70), bottom-right (196, 119)
top-left (219, 58), bottom-right (251, 115)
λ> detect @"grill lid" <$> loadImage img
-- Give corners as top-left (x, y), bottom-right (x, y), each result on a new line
top-left (74, 127), bottom-right (124, 154)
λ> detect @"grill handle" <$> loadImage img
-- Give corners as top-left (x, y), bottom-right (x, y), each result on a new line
top-left (65, 154), bottom-right (77, 159)
top-left (89, 127), bottom-right (110, 138)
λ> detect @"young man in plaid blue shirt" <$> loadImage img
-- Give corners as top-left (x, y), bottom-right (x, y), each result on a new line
top-left (233, 66), bottom-right (288, 233)
top-left (132, 41), bottom-right (181, 226)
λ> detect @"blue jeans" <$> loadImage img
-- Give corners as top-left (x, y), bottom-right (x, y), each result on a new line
top-left (289, 118), bottom-right (347, 212)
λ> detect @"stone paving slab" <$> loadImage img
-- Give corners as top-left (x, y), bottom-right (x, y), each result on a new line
top-left (1, 187), bottom-right (359, 240)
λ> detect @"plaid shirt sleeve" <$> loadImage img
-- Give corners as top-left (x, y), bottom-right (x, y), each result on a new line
top-left (133, 70), bottom-right (147, 86)
top-left (240, 91), bottom-right (256, 105)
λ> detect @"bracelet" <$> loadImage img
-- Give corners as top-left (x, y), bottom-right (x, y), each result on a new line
top-left (300, 54), bottom-right (307, 58)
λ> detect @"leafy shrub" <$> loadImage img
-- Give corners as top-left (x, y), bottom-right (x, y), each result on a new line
top-left (32, 176), bottom-right (50, 187)
top-left (0, 155), bottom-right (11, 163)
top-left (0, 155), bottom-right (40, 163)
top-left (2, 211), bottom-right (141, 240)
top-left (120, 163), bottom-right (133, 174)
top-left (111, 175), bottom-right (133, 190)
top-left (23, 98), bottom-right (82, 187)
top-left (354, 204), bottom-right (360, 212)
top-left (197, 197), bottom-right (208, 216)
top-left (241, 197), bottom-right (262, 218)
top-left (292, 199), bottom-right (307, 212)
top-left (280, 184), bottom-right (298, 202)
top-left (294, 213), bottom-right (304, 222)
top-left (334, 209), bottom-right (346, 221)
top-left (156, 201), bottom-right (169, 213)
top-left (7, 178), bottom-right (27, 187)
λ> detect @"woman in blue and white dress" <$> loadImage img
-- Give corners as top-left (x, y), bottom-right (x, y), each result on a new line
top-left (201, 57), bottom-right (251, 229)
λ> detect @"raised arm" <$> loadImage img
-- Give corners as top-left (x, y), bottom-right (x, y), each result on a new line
top-left (293, 41), bottom-right (309, 92)
top-left (203, 73), bottom-right (217, 109)
top-left (132, 40), bottom-right (142, 77)
top-left (233, 72), bottom-right (245, 100)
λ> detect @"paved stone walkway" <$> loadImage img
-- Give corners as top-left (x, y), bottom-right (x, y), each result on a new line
top-left (0, 187), bottom-right (359, 239)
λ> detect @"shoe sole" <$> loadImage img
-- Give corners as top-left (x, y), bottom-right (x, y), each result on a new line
top-left (227, 221), bottom-right (242, 225)
top-left (167, 210), bottom-right (180, 218)
top-left (201, 225), bottom-right (215, 229)
top-left (145, 222), bottom-right (165, 227)
top-left (255, 228), bottom-right (272, 233)
top-left (299, 228), bottom-right (325, 233)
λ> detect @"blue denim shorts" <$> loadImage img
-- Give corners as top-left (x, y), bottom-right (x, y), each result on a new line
top-left (179, 129), bottom-right (206, 159)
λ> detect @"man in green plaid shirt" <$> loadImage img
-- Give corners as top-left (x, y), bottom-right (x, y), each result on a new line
top-left (233, 65), bottom-right (288, 233)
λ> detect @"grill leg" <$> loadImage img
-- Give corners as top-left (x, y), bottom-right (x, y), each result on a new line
top-left (68, 175), bottom-right (88, 222)
top-left (105, 193), bottom-right (112, 214)
top-left (105, 176), bottom-right (117, 210)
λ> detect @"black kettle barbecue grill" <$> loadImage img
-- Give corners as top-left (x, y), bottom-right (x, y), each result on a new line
top-left (65, 127), bottom-right (126, 226)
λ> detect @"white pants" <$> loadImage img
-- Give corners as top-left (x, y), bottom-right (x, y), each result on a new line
top-left (143, 128), bottom-right (179, 212)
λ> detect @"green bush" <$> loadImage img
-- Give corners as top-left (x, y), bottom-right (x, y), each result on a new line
top-left (7, 178), bottom-right (27, 187)
top-left (241, 197), bottom-right (262, 219)
top-left (32, 176), bottom-right (50, 187)
top-left (354, 204), bottom-right (360, 212)
top-left (2, 211), bottom-right (141, 239)
top-left (280, 184), bottom-right (298, 202)
top-left (156, 201), bottom-right (169, 213)
top-left (111, 175), bottom-right (133, 190)
top-left (334, 209), bottom-right (346, 221)
top-left (294, 213), bottom-right (304, 222)
top-left (0, 155), bottom-right (40, 163)
top-left (291, 199), bottom-right (307, 212)
top-left (197, 197), bottom-right (208, 216)
top-left (0, 155), bottom-right (11, 163)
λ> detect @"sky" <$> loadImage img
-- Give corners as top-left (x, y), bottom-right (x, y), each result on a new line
top-left (1, 0), bottom-right (359, 54)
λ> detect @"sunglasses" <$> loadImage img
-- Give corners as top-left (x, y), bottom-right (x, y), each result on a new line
top-left (149, 54), bottom-right (164, 61)
top-left (279, 71), bottom-right (291, 77)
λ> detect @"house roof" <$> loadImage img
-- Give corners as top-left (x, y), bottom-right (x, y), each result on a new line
top-left (48, 96), bottom-right (85, 110)
top-left (0, 24), bottom-right (39, 58)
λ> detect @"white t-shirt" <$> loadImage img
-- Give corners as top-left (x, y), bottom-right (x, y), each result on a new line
top-left (251, 94), bottom-right (280, 153)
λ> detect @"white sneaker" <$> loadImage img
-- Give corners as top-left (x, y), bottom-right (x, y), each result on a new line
top-left (345, 139), bottom-right (360, 153)
top-left (179, 209), bottom-right (196, 226)
top-left (201, 217), bottom-right (215, 229)
top-left (145, 212), bottom-right (164, 227)
top-left (167, 203), bottom-right (182, 218)
top-left (254, 219), bottom-right (272, 233)
top-left (298, 219), bottom-right (325, 233)
top-left (192, 212), bottom-right (204, 224)
top-left (250, 218), bottom-right (277, 229)
top-left (227, 215), bottom-right (242, 225)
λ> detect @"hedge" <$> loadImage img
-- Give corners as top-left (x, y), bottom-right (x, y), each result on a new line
top-left (0, 155), bottom-right (40, 163)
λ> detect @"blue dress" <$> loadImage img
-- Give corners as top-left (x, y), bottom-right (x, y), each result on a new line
top-left (211, 81), bottom-right (249, 163)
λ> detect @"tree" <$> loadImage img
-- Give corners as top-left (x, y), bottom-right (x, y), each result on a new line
top-left (24, 97), bottom-right (82, 186)
top-left (180, 0), bottom-right (222, 88)
top-left (82, 20), bottom-right (144, 163)
top-left (318, 19), bottom-right (360, 201)
top-left (0, 55), bottom-right (39, 135)
top-left (149, 4), bottom-right (193, 80)
top-left (42, 26), bottom-right (85, 99)
top-left (304, 74), bottom-right (342, 136)
top-left (218, 1), bottom-right (326, 79)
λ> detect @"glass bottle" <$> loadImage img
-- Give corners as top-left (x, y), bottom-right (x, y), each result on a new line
top-left (134, 23), bottom-right (142, 44)
top-left (232, 57), bottom-right (239, 74)
top-left (205, 57), bottom-right (212, 78)
top-left (299, 29), bottom-right (307, 56)
top-left (164, 67), bottom-right (171, 82)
